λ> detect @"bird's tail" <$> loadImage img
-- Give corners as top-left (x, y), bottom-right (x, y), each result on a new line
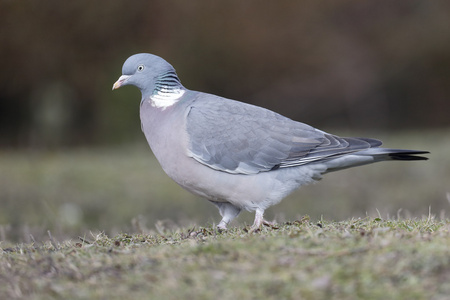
top-left (358, 148), bottom-right (429, 161)
top-left (323, 148), bottom-right (429, 173)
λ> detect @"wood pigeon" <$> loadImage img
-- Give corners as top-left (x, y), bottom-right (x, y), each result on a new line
top-left (113, 53), bottom-right (428, 232)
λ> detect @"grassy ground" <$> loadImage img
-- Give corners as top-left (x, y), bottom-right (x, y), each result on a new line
top-left (0, 217), bottom-right (449, 299)
top-left (0, 129), bottom-right (448, 242)
top-left (0, 129), bottom-right (449, 299)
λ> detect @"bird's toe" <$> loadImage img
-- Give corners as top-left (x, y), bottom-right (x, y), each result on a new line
top-left (263, 219), bottom-right (279, 229)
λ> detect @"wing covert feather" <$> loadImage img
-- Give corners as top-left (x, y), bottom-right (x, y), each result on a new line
top-left (185, 94), bottom-right (379, 174)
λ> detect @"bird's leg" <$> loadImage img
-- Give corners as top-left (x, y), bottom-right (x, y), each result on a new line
top-left (248, 208), bottom-right (265, 233)
top-left (217, 219), bottom-right (229, 231)
top-left (210, 201), bottom-right (241, 231)
top-left (248, 209), bottom-right (278, 233)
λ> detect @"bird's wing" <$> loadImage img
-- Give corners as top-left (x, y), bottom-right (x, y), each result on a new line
top-left (186, 94), bottom-right (380, 174)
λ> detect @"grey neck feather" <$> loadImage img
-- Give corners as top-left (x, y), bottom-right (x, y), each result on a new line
top-left (146, 70), bottom-right (186, 109)
top-left (154, 70), bottom-right (184, 94)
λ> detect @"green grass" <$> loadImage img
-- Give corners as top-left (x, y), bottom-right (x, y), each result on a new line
top-left (0, 130), bottom-right (449, 299)
top-left (0, 129), bottom-right (448, 242)
top-left (1, 218), bottom-right (449, 299)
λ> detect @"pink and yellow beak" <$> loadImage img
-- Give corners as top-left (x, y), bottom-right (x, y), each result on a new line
top-left (112, 75), bottom-right (131, 90)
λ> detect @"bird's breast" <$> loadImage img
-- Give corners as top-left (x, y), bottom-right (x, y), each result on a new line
top-left (139, 99), bottom-right (191, 178)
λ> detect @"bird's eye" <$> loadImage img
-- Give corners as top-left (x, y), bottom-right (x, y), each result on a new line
top-left (137, 65), bottom-right (145, 72)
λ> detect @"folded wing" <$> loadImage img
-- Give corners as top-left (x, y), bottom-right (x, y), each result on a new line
top-left (186, 94), bottom-right (382, 174)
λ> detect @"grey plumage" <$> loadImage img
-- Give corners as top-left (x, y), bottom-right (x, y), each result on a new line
top-left (113, 53), bottom-right (428, 232)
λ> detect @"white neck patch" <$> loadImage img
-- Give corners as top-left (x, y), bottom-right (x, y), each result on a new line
top-left (150, 88), bottom-right (185, 110)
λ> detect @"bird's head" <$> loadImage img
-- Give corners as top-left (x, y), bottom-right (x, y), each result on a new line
top-left (112, 53), bottom-right (182, 101)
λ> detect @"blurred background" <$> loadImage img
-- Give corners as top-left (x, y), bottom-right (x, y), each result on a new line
top-left (1, 1), bottom-right (449, 242)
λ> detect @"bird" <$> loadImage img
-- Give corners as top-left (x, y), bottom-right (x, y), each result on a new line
top-left (113, 53), bottom-right (428, 232)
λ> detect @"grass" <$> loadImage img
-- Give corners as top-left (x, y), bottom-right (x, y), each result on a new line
top-left (0, 217), bottom-right (449, 299)
top-left (0, 129), bottom-right (449, 298)
top-left (1, 129), bottom-right (449, 243)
